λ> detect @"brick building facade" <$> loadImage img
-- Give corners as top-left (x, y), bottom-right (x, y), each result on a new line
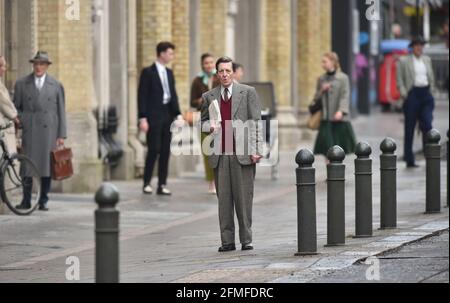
top-left (0, 0), bottom-right (331, 199)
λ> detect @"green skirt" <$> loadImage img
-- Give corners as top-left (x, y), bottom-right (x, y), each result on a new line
top-left (314, 121), bottom-right (357, 156)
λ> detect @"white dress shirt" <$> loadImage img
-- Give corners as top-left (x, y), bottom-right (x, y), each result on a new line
top-left (413, 55), bottom-right (429, 87)
top-left (35, 74), bottom-right (47, 91)
top-left (220, 84), bottom-right (233, 101)
top-left (155, 61), bottom-right (171, 104)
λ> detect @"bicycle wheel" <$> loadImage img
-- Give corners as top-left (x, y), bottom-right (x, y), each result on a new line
top-left (0, 154), bottom-right (41, 216)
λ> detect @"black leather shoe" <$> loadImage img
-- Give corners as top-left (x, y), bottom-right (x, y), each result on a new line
top-left (16, 203), bottom-right (31, 210)
top-left (242, 244), bottom-right (254, 251)
top-left (38, 205), bottom-right (49, 211)
top-left (407, 163), bottom-right (420, 168)
top-left (218, 244), bottom-right (236, 252)
top-left (157, 186), bottom-right (172, 196)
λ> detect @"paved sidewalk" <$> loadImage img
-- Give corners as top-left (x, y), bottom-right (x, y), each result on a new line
top-left (310, 231), bottom-right (449, 283)
top-left (0, 100), bottom-right (448, 283)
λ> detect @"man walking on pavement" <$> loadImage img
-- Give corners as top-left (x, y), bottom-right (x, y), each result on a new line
top-left (396, 36), bottom-right (436, 168)
top-left (138, 42), bottom-right (183, 196)
top-left (201, 57), bottom-right (263, 252)
top-left (13, 51), bottom-right (67, 211)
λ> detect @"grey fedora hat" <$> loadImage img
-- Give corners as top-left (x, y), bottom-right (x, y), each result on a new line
top-left (29, 51), bottom-right (52, 65)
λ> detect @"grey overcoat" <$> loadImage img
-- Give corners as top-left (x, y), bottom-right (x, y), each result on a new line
top-left (13, 73), bottom-right (67, 177)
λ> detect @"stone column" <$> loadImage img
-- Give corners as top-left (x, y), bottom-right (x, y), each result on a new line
top-left (235, 0), bottom-right (261, 82)
top-left (137, 0), bottom-right (172, 72)
top-left (38, 0), bottom-right (102, 193)
top-left (297, 0), bottom-right (331, 141)
top-left (127, 0), bottom-right (145, 178)
top-left (189, 0), bottom-right (200, 84)
top-left (109, 0), bottom-right (135, 180)
top-left (199, 0), bottom-right (227, 57)
top-left (172, 0), bottom-right (190, 112)
top-left (0, 0), bottom-right (5, 56)
top-left (260, 0), bottom-right (299, 150)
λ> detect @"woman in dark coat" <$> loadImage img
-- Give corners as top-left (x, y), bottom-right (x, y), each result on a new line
top-left (313, 52), bottom-right (356, 156)
top-left (190, 53), bottom-right (220, 194)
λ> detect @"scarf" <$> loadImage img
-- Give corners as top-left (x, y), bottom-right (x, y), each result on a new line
top-left (198, 70), bottom-right (217, 87)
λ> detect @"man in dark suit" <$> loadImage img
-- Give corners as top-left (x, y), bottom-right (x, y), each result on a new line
top-left (138, 42), bottom-right (182, 195)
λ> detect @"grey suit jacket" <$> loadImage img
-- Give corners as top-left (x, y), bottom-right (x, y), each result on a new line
top-left (13, 73), bottom-right (67, 177)
top-left (201, 83), bottom-right (263, 169)
top-left (396, 54), bottom-right (435, 100)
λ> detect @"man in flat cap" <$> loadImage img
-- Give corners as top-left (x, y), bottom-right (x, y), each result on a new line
top-left (396, 37), bottom-right (436, 168)
top-left (13, 51), bottom-right (67, 211)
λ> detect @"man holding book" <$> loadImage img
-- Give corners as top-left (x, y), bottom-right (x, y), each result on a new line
top-left (201, 57), bottom-right (263, 252)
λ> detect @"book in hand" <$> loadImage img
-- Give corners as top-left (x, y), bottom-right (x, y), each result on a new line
top-left (209, 99), bottom-right (222, 128)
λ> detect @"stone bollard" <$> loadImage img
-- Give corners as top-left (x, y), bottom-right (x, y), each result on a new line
top-left (380, 138), bottom-right (397, 230)
top-left (425, 129), bottom-right (441, 214)
top-left (295, 149), bottom-right (317, 256)
top-left (354, 142), bottom-right (373, 238)
top-left (326, 146), bottom-right (346, 247)
top-left (95, 183), bottom-right (120, 283)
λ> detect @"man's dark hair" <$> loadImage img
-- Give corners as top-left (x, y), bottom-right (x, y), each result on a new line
top-left (233, 62), bottom-right (243, 72)
top-left (215, 56), bottom-right (233, 71)
top-left (201, 53), bottom-right (214, 64)
top-left (157, 42), bottom-right (176, 57)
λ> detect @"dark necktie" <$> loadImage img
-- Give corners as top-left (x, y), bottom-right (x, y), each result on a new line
top-left (224, 88), bottom-right (229, 102)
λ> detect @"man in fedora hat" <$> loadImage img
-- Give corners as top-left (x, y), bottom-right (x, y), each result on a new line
top-left (396, 37), bottom-right (436, 168)
top-left (13, 51), bottom-right (67, 211)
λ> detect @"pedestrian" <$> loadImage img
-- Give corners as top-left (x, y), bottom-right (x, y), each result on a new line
top-left (0, 55), bottom-right (19, 154)
top-left (13, 51), bottom-right (67, 211)
top-left (201, 57), bottom-right (263, 252)
top-left (396, 36), bottom-right (436, 168)
top-left (313, 52), bottom-right (356, 157)
top-left (190, 53), bottom-right (220, 194)
top-left (233, 63), bottom-right (244, 83)
top-left (138, 42), bottom-right (184, 195)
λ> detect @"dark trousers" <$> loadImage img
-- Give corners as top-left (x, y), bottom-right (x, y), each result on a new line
top-left (403, 86), bottom-right (434, 165)
top-left (23, 177), bottom-right (52, 206)
top-left (143, 105), bottom-right (172, 188)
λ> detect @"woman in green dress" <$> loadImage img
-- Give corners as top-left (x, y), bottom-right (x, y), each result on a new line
top-left (190, 53), bottom-right (220, 194)
top-left (313, 52), bottom-right (356, 156)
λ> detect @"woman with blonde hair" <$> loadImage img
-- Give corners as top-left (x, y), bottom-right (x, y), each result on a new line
top-left (0, 55), bottom-right (18, 154)
top-left (312, 52), bottom-right (356, 156)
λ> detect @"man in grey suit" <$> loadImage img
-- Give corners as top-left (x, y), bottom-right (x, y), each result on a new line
top-left (13, 51), bottom-right (67, 211)
top-left (201, 57), bottom-right (263, 252)
top-left (396, 37), bottom-right (436, 168)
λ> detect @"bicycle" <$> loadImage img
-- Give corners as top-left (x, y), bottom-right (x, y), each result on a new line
top-left (0, 121), bottom-right (41, 216)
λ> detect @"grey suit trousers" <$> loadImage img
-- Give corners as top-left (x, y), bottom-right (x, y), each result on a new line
top-left (214, 155), bottom-right (256, 246)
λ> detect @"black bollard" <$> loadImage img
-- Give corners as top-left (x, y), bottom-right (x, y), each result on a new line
top-left (354, 142), bottom-right (373, 238)
top-left (447, 130), bottom-right (449, 208)
top-left (326, 146), bottom-right (346, 247)
top-left (95, 183), bottom-right (120, 283)
top-left (295, 149), bottom-right (317, 256)
top-left (425, 129), bottom-right (441, 214)
top-left (380, 138), bottom-right (397, 230)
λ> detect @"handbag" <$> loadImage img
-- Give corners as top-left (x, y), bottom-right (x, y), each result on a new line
top-left (308, 99), bottom-right (323, 114)
top-left (306, 110), bottom-right (322, 130)
top-left (51, 145), bottom-right (74, 181)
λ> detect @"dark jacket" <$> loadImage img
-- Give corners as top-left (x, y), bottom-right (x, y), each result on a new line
top-left (138, 63), bottom-right (181, 122)
top-left (190, 75), bottom-right (220, 110)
